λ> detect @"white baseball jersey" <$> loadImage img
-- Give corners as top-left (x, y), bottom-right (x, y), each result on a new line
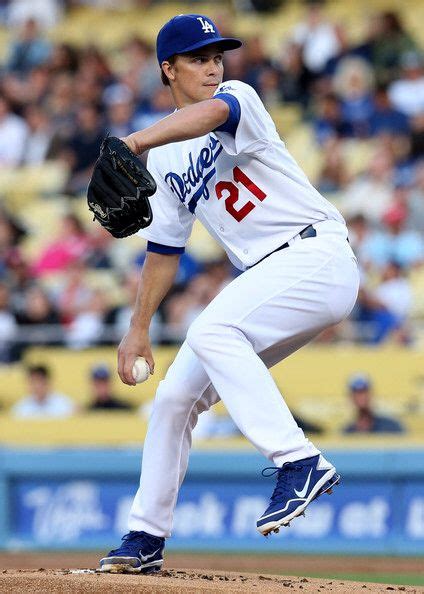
top-left (139, 79), bottom-right (345, 270)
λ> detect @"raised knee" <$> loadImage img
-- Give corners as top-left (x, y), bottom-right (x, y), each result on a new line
top-left (186, 321), bottom-right (219, 353)
top-left (187, 321), bottom-right (244, 355)
top-left (185, 324), bottom-right (201, 353)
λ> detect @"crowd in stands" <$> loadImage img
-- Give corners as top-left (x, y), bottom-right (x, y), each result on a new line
top-left (8, 361), bottom-right (404, 436)
top-left (1, 0), bottom-right (424, 363)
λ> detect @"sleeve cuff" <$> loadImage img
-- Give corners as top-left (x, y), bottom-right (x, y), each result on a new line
top-left (146, 241), bottom-right (185, 255)
top-left (214, 93), bottom-right (241, 137)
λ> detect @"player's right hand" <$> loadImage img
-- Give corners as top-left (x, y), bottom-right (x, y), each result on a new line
top-left (117, 326), bottom-right (155, 386)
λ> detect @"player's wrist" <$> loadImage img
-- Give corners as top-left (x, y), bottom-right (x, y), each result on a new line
top-left (122, 134), bottom-right (143, 155)
top-left (130, 316), bottom-right (150, 333)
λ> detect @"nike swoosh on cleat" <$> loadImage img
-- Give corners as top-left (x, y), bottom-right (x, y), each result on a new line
top-left (140, 548), bottom-right (161, 563)
top-left (294, 468), bottom-right (313, 498)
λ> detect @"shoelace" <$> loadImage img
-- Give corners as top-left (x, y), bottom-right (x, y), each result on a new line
top-left (262, 462), bottom-right (303, 504)
top-left (109, 531), bottom-right (163, 556)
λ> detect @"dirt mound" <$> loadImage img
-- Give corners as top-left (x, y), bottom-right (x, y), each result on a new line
top-left (0, 568), bottom-right (418, 593)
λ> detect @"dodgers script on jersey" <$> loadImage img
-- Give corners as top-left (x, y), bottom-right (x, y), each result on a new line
top-left (140, 80), bottom-right (345, 270)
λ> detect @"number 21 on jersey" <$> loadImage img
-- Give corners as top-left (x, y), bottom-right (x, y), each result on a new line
top-left (215, 167), bottom-right (267, 222)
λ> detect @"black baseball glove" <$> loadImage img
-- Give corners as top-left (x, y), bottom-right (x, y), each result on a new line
top-left (87, 136), bottom-right (156, 238)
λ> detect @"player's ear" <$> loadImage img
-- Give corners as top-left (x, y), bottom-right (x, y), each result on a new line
top-left (161, 61), bottom-right (175, 84)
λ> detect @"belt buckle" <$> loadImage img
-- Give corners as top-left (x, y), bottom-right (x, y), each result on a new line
top-left (300, 225), bottom-right (317, 240)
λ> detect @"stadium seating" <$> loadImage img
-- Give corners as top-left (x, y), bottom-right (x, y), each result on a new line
top-left (1, 0), bottom-right (421, 57)
top-left (1, 345), bottom-right (423, 445)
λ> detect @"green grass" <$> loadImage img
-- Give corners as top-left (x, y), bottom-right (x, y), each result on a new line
top-left (299, 572), bottom-right (424, 587)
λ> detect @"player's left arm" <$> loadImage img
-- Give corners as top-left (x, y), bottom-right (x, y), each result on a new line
top-left (123, 99), bottom-right (230, 154)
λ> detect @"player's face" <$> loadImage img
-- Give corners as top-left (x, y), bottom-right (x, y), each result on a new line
top-left (165, 44), bottom-right (224, 106)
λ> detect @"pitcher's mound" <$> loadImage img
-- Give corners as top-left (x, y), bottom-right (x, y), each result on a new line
top-left (0, 568), bottom-right (415, 593)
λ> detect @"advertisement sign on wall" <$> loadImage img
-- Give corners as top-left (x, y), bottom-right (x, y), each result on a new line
top-left (8, 475), bottom-right (424, 553)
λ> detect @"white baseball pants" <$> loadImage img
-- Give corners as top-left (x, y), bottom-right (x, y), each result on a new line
top-left (128, 220), bottom-right (359, 537)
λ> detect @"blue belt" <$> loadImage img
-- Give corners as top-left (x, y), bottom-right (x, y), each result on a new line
top-left (248, 225), bottom-right (317, 269)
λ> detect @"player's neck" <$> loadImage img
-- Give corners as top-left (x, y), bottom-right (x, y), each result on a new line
top-left (170, 87), bottom-right (200, 110)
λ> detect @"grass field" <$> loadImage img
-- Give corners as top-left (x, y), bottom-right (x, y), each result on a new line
top-left (301, 572), bottom-right (424, 587)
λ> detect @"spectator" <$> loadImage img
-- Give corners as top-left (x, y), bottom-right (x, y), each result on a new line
top-left (133, 87), bottom-right (174, 130)
top-left (7, 255), bottom-right (36, 317)
top-left (6, 18), bottom-right (51, 74)
top-left (408, 162), bottom-right (424, 233)
top-left (73, 72), bottom-right (104, 108)
top-left (362, 202), bottom-right (424, 269)
top-left (11, 364), bottom-right (75, 418)
top-left (66, 288), bottom-right (108, 349)
top-left (44, 73), bottom-right (76, 143)
top-left (48, 42), bottom-right (80, 75)
top-left (369, 83), bottom-right (410, 137)
top-left (316, 137), bottom-right (350, 193)
top-left (0, 93), bottom-right (28, 167)
top-left (343, 373), bottom-right (404, 433)
top-left (243, 36), bottom-right (273, 95)
top-left (278, 41), bottom-right (311, 107)
top-left (222, 44), bottom-right (247, 83)
top-left (7, 0), bottom-right (63, 29)
top-left (0, 283), bottom-right (17, 363)
top-left (388, 51), bottom-right (424, 117)
top-left (54, 259), bottom-right (93, 325)
top-left (409, 112), bottom-right (424, 161)
top-left (10, 64), bottom-right (51, 107)
top-left (333, 57), bottom-right (375, 137)
top-left (0, 0), bottom-right (7, 24)
top-left (291, 0), bottom-right (341, 76)
top-left (15, 285), bottom-right (63, 350)
top-left (86, 364), bottom-right (133, 411)
top-left (340, 145), bottom-right (394, 222)
top-left (120, 36), bottom-right (159, 105)
top-left (77, 45), bottom-right (113, 88)
top-left (375, 260), bottom-right (412, 322)
top-left (324, 23), bottom-right (373, 78)
top-left (32, 213), bottom-right (90, 277)
top-left (22, 103), bottom-right (53, 165)
top-left (104, 85), bottom-right (137, 138)
top-left (370, 11), bottom-right (417, 84)
top-left (355, 260), bottom-right (411, 344)
top-left (346, 213), bottom-right (373, 267)
top-left (85, 225), bottom-right (114, 270)
top-left (313, 93), bottom-right (353, 145)
top-left (60, 103), bottom-right (105, 195)
top-left (0, 209), bottom-right (26, 280)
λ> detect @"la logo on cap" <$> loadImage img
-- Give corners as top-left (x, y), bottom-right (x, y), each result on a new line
top-left (196, 16), bottom-right (215, 33)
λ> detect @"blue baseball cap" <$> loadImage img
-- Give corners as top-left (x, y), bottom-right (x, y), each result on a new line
top-left (156, 14), bottom-right (242, 65)
top-left (91, 364), bottom-right (111, 381)
top-left (348, 373), bottom-right (371, 392)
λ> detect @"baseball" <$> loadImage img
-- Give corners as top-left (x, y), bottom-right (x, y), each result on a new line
top-left (132, 357), bottom-right (151, 384)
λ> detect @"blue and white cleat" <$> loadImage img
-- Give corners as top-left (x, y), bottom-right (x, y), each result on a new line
top-left (99, 530), bottom-right (165, 574)
top-left (256, 454), bottom-right (340, 536)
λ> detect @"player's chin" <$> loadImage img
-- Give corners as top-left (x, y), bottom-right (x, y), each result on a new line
top-left (201, 85), bottom-right (219, 99)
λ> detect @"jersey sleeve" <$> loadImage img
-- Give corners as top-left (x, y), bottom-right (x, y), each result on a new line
top-left (213, 80), bottom-right (270, 156)
top-left (213, 92), bottom-right (241, 136)
top-left (137, 149), bottom-right (195, 248)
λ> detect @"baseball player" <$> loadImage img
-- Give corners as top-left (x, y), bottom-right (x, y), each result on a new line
top-left (100, 14), bottom-right (359, 573)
